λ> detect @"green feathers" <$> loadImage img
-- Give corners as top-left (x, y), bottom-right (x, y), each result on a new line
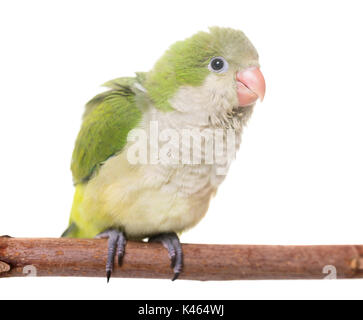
top-left (71, 80), bottom-right (142, 184)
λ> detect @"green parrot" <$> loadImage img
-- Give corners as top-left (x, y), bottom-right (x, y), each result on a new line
top-left (62, 27), bottom-right (266, 281)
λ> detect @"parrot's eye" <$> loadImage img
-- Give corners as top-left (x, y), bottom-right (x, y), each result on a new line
top-left (208, 57), bottom-right (229, 73)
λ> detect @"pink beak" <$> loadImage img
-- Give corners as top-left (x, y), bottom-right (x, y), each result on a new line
top-left (236, 67), bottom-right (266, 107)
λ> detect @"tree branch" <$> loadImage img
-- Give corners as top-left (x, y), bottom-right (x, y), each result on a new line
top-left (1, 237), bottom-right (363, 280)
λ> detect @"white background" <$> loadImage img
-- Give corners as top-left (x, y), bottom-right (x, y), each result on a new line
top-left (1, 0), bottom-right (363, 300)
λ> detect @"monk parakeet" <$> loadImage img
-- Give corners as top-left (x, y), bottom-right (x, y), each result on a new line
top-left (62, 27), bottom-right (266, 281)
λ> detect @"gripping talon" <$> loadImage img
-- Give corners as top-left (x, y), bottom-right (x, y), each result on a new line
top-left (171, 237), bottom-right (183, 277)
top-left (170, 252), bottom-right (176, 269)
top-left (96, 229), bottom-right (127, 282)
top-left (117, 233), bottom-right (126, 266)
top-left (149, 232), bottom-right (184, 281)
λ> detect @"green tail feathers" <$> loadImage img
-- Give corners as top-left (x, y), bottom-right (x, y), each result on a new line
top-left (61, 223), bottom-right (79, 238)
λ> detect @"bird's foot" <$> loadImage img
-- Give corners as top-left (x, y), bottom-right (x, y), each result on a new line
top-left (149, 232), bottom-right (183, 281)
top-left (96, 229), bottom-right (126, 283)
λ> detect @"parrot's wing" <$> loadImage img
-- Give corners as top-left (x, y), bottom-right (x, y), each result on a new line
top-left (83, 72), bottom-right (147, 119)
top-left (71, 78), bottom-right (144, 184)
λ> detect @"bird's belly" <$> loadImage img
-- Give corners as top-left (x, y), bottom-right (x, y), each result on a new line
top-left (77, 151), bottom-right (215, 238)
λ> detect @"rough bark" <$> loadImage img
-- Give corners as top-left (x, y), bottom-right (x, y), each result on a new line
top-left (1, 237), bottom-right (363, 280)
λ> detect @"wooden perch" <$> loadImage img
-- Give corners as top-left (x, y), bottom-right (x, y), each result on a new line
top-left (1, 237), bottom-right (363, 280)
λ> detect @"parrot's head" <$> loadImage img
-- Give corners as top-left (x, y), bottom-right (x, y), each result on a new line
top-left (145, 27), bottom-right (266, 121)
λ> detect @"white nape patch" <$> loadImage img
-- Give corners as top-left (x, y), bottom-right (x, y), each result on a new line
top-left (134, 82), bottom-right (147, 93)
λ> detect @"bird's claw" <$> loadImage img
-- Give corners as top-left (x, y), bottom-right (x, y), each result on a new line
top-left (149, 232), bottom-right (183, 281)
top-left (96, 229), bottom-right (126, 282)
